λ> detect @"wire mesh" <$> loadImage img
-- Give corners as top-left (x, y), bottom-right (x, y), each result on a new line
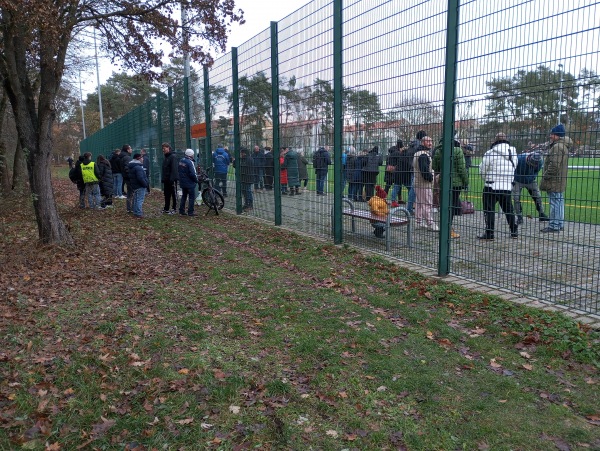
top-left (80, 0), bottom-right (600, 314)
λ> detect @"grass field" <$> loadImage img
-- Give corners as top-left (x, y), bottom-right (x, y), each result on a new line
top-left (0, 172), bottom-right (598, 449)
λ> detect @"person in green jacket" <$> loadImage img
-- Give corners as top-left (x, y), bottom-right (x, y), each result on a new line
top-left (432, 139), bottom-right (469, 239)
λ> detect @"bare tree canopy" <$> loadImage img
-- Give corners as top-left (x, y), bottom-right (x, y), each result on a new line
top-left (0, 0), bottom-right (244, 244)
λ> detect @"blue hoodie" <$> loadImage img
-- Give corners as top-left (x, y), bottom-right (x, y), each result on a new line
top-left (213, 147), bottom-right (231, 174)
top-left (514, 153), bottom-right (543, 184)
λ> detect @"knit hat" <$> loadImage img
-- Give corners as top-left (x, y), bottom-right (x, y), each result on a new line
top-left (375, 185), bottom-right (387, 199)
top-left (416, 130), bottom-right (427, 140)
top-left (133, 153), bottom-right (142, 160)
top-left (185, 149), bottom-right (194, 157)
top-left (550, 124), bottom-right (565, 137)
top-left (526, 151), bottom-right (542, 167)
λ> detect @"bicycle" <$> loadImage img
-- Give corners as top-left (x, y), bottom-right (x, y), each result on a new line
top-left (198, 169), bottom-right (225, 215)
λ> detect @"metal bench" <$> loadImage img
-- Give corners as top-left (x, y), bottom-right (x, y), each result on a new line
top-left (339, 198), bottom-right (412, 250)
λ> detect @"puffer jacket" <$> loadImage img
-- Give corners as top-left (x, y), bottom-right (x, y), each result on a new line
top-left (540, 137), bottom-right (571, 193)
top-left (178, 156), bottom-right (198, 189)
top-left (97, 159), bottom-right (114, 197)
top-left (128, 159), bottom-right (149, 191)
top-left (479, 140), bottom-right (516, 191)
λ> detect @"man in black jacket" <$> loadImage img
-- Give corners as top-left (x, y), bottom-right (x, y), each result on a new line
top-left (161, 142), bottom-right (179, 214)
top-left (109, 148), bottom-right (124, 198)
top-left (120, 144), bottom-right (133, 212)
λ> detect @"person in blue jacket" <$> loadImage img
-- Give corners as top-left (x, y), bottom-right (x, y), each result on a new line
top-left (128, 153), bottom-right (149, 218)
top-left (212, 144), bottom-right (231, 197)
top-left (178, 149), bottom-right (199, 216)
top-left (512, 150), bottom-right (548, 225)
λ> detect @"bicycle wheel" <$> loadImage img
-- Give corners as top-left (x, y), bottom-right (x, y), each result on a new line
top-left (202, 188), bottom-right (224, 213)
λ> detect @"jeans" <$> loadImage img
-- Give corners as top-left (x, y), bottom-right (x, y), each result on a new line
top-left (85, 183), bottom-right (101, 209)
top-left (214, 172), bottom-right (228, 195)
top-left (242, 183), bottom-right (253, 207)
top-left (391, 182), bottom-right (410, 202)
top-left (179, 186), bottom-right (196, 215)
top-left (315, 170), bottom-right (328, 194)
top-left (548, 191), bottom-right (564, 230)
top-left (132, 188), bottom-right (146, 217)
top-left (113, 173), bottom-right (123, 197)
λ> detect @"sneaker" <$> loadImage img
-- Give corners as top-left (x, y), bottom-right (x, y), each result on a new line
top-left (540, 227), bottom-right (559, 233)
top-left (450, 229), bottom-right (460, 239)
top-left (169, 210), bottom-right (177, 215)
top-left (510, 232), bottom-right (518, 239)
top-left (187, 213), bottom-right (197, 217)
top-left (179, 211), bottom-right (187, 216)
top-left (162, 209), bottom-right (171, 214)
top-left (477, 234), bottom-right (494, 241)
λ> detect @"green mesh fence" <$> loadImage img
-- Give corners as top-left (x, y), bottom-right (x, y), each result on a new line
top-left (80, 0), bottom-right (600, 315)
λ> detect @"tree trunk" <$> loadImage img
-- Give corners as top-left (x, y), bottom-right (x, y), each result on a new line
top-left (0, 96), bottom-right (12, 194)
top-left (11, 141), bottom-right (27, 193)
top-left (27, 137), bottom-right (74, 245)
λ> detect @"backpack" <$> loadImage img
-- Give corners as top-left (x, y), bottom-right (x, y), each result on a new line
top-left (69, 167), bottom-right (78, 183)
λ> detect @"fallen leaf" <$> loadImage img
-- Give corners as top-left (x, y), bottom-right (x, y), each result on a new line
top-left (229, 405), bottom-right (240, 414)
top-left (326, 430), bottom-right (339, 438)
top-left (522, 364), bottom-right (533, 371)
top-left (175, 418), bottom-right (193, 425)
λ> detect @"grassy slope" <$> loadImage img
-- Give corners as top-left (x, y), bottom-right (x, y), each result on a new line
top-left (0, 172), bottom-right (598, 450)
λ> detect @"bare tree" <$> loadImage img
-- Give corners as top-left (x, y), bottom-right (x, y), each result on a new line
top-left (0, 0), bottom-right (243, 244)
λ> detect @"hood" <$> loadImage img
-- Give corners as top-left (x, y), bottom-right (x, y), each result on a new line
top-left (490, 142), bottom-right (516, 161)
top-left (215, 147), bottom-right (226, 154)
top-left (128, 159), bottom-right (143, 167)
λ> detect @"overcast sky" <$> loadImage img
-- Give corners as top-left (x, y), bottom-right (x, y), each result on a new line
top-left (80, 0), bottom-right (310, 95)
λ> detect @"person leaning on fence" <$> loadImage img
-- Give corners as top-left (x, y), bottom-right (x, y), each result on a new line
top-left (178, 149), bottom-right (199, 217)
top-left (539, 124), bottom-right (572, 233)
top-left (161, 142), bottom-right (179, 215)
top-left (478, 133), bottom-right (518, 240)
top-left (128, 153), bottom-right (149, 219)
top-left (212, 144), bottom-right (231, 197)
top-left (96, 155), bottom-right (113, 209)
top-left (512, 150), bottom-right (548, 225)
top-left (432, 139), bottom-right (469, 239)
top-left (412, 136), bottom-right (438, 231)
top-left (239, 147), bottom-right (254, 212)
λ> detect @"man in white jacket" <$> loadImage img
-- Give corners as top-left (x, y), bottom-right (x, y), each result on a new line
top-left (478, 133), bottom-right (518, 240)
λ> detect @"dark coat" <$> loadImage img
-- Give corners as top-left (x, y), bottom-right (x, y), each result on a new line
top-left (97, 159), bottom-right (113, 197)
top-left (312, 147), bottom-right (331, 171)
top-left (384, 146), bottom-right (402, 185)
top-left (161, 151), bottom-right (179, 183)
top-left (128, 160), bottom-right (149, 191)
top-left (240, 153), bottom-right (254, 184)
top-left (282, 150), bottom-right (300, 187)
top-left (121, 152), bottom-right (132, 181)
top-left (110, 152), bottom-right (122, 174)
top-left (178, 157), bottom-right (198, 189)
top-left (362, 148), bottom-right (383, 173)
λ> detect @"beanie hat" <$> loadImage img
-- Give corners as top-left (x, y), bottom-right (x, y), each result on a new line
top-left (133, 153), bottom-right (141, 160)
top-left (550, 124), bottom-right (565, 137)
top-left (375, 185), bottom-right (387, 199)
top-left (416, 130), bottom-right (427, 140)
top-left (185, 149), bottom-right (194, 157)
top-left (526, 151), bottom-right (542, 167)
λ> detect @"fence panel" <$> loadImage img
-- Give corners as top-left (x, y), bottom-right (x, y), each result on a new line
top-left (80, 0), bottom-right (600, 314)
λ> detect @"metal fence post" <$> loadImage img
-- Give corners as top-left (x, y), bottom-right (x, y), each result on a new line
top-left (333, 0), bottom-right (343, 244)
top-left (168, 86), bottom-right (175, 147)
top-left (271, 21), bottom-right (282, 226)
top-left (203, 66), bottom-right (212, 171)
top-left (184, 76), bottom-right (192, 150)
top-left (232, 47), bottom-right (242, 214)
top-left (438, 0), bottom-right (460, 276)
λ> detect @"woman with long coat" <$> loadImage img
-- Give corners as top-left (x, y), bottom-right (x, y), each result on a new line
top-left (96, 154), bottom-right (114, 208)
top-left (282, 147), bottom-right (301, 195)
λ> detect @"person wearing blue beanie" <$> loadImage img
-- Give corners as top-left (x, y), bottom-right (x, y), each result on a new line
top-left (550, 124), bottom-right (566, 137)
top-left (539, 125), bottom-right (572, 233)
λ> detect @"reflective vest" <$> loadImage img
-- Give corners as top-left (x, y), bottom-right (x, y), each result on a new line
top-left (81, 161), bottom-right (99, 184)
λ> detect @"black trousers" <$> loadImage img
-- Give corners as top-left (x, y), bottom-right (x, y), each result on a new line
top-left (482, 186), bottom-right (517, 238)
top-left (163, 181), bottom-right (177, 211)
